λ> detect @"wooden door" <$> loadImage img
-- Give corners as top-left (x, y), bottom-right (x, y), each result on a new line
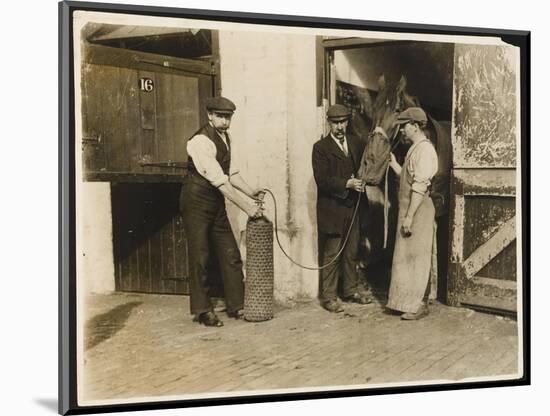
top-left (80, 44), bottom-right (217, 295)
top-left (81, 44), bottom-right (213, 181)
top-left (447, 44), bottom-right (519, 313)
top-left (111, 183), bottom-right (190, 294)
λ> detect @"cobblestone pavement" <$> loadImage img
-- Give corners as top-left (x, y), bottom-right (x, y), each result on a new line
top-left (80, 292), bottom-right (519, 404)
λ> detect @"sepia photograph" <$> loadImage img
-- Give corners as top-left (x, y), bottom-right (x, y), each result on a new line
top-left (59, 1), bottom-right (528, 413)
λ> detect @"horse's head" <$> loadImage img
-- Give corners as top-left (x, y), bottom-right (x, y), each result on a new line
top-left (370, 75), bottom-right (419, 141)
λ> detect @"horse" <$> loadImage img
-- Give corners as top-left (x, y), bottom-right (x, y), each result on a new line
top-left (352, 75), bottom-right (452, 283)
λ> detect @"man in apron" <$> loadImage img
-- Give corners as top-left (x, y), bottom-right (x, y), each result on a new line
top-left (386, 107), bottom-right (438, 320)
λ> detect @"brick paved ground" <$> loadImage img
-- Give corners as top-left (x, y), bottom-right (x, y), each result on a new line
top-left (79, 291), bottom-right (519, 405)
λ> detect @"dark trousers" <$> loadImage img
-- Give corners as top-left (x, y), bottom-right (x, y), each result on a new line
top-left (318, 214), bottom-right (360, 302)
top-left (180, 179), bottom-right (244, 316)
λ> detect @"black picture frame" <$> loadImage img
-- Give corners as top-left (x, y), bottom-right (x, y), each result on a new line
top-left (59, 1), bottom-right (530, 414)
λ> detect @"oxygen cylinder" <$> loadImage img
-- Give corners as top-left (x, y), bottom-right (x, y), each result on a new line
top-left (244, 216), bottom-right (274, 322)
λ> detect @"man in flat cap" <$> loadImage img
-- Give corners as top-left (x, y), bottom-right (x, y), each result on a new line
top-left (312, 104), bottom-right (372, 313)
top-left (180, 96), bottom-right (264, 327)
top-left (386, 107), bottom-right (438, 320)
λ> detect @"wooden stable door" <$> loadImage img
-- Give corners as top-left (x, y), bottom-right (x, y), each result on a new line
top-left (447, 44), bottom-right (519, 313)
top-left (81, 43), bottom-right (212, 179)
top-left (111, 183), bottom-right (190, 294)
top-left (80, 44), bottom-right (216, 294)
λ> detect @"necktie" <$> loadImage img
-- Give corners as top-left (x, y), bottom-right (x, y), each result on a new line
top-left (338, 138), bottom-right (348, 157)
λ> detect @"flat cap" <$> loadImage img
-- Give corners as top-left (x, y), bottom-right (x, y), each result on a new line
top-left (205, 96), bottom-right (236, 114)
top-left (326, 104), bottom-right (351, 121)
top-left (396, 107), bottom-right (427, 124)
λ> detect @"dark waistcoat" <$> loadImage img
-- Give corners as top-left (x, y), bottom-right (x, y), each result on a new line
top-left (187, 124), bottom-right (231, 188)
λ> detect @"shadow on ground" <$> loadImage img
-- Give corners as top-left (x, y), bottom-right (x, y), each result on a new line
top-left (85, 301), bottom-right (142, 350)
top-left (359, 259), bottom-right (391, 305)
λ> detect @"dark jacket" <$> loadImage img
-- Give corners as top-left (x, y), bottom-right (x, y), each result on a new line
top-left (312, 133), bottom-right (365, 235)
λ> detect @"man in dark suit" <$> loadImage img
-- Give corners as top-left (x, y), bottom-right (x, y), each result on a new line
top-left (312, 104), bottom-right (372, 313)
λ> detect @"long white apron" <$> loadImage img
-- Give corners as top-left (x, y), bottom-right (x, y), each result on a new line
top-left (386, 141), bottom-right (436, 313)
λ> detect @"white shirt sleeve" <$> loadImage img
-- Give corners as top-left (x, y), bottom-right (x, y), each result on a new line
top-left (187, 134), bottom-right (229, 187)
top-left (408, 141), bottom-right (439, 195)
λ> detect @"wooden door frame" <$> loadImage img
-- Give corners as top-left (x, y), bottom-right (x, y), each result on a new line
top-left (317, 37), bottom-right (408, 106)
top-left (319, 37), bottom-right (454, 302)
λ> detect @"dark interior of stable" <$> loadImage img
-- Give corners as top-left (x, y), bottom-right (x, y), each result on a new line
top-left (334, 41), bottom-right (454, 121)
top-left (83, 23), bottom-right (214, 59)
top-left (332, 41), bottom-right (455, 301)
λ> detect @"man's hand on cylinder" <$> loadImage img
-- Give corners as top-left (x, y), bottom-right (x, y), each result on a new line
top-left (252, 188), bottom-right (266, 201)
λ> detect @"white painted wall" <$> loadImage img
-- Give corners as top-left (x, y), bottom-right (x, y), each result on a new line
top-left (219, 31), bottom-right (320, 302)
top-left (77, 182), bottom-right (115, 294)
